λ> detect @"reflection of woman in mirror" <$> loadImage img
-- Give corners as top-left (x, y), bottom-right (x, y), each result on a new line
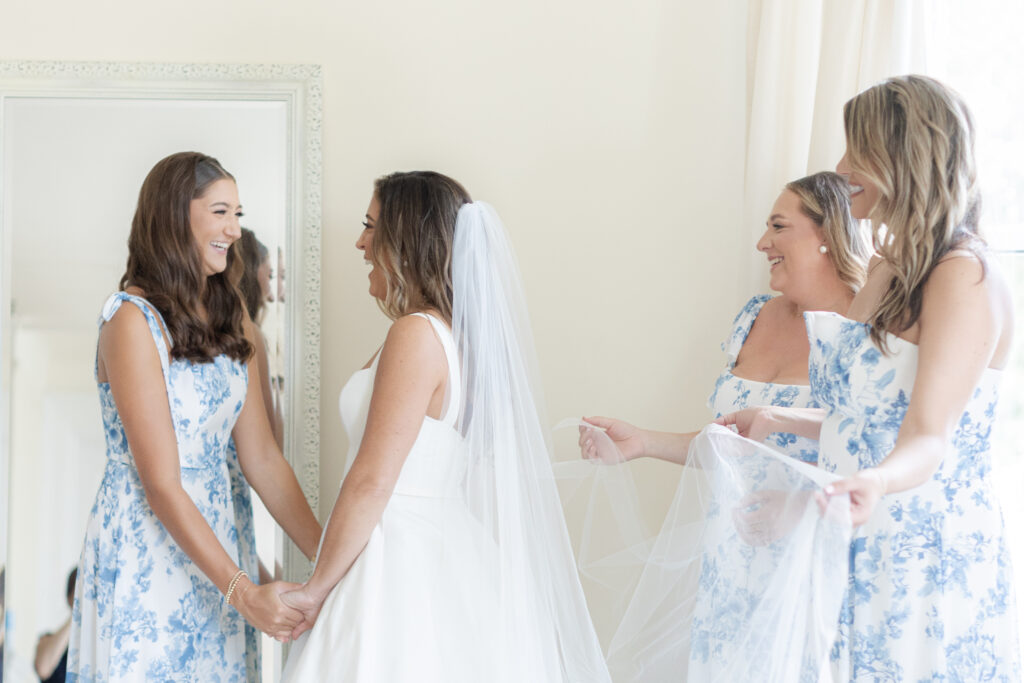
top-left (280, 172), bottom-right (609, 682)
top-left (236, 228), bottom-right (284, 448)
top-left (229, 227), bottom-right (286, 644)
top-left (580, 171), bottom-right (871, 466)
top-left (68, 152), bottom-right (321, 681)
top-left (725, 76), bottom-right (1020, 680)
top-left (34, 567), bottom-right (76, 683)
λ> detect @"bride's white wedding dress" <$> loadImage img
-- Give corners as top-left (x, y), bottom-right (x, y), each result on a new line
top-left (283, 313), bottom-right (498, 682)
top-left (284, 201), bottom-right (610, 683)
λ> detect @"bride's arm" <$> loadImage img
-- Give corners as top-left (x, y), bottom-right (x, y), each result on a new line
top-left (284, 315), bottom-right (447, 634)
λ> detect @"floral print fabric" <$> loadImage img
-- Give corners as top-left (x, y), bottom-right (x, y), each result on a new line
top-left (68, 292), bottom-right (254, 682)
top-left (708, 295), bottom-right (819, 463)
top-left (807, 311), bottom-right (1020, 682)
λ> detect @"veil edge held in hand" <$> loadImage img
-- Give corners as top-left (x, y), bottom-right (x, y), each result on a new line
top-left (560, 423), bottom-right (853, 682)
top-left (451, 201), bottom-right (612, 682)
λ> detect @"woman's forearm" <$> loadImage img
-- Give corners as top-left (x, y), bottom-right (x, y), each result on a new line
top-left (641, 430), bottom-right (698, 465)
top-left (245, 453), bottom-right (322, 561)
top-left (303, 475), bottom-right (393, 600)
top-left (144, 483), bottom-right (247, 594)
top-left (763, 407), bottom-right (826, 440)
top-left (872, 433), bottom-right (946, 495)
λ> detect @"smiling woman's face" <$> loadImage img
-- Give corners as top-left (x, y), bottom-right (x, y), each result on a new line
top-left (756, 189), bottom-right (832, 297)
top-left (355, 194), bottom-right (388, 300)
top-left (190, 178), bottom-right (243, 277)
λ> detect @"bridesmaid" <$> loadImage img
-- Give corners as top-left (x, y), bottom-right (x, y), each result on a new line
top-left (68, 152), bottom-right (322, 681)
top-left (725, 75), bottom-right (1020, 680)
top-left (581, 171), bottom-right (871, 465)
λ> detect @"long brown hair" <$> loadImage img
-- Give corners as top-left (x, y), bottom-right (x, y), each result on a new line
top-left (370, 171), bottom-right (472, 324)
top-left (120, 152), bottom-right (252, 363)
top-left (785, 171), bottom-right (872, 292)
top-left (842, 75), bottom-right (982, 348)
top-left (236, 227), bottom-right (270, 323)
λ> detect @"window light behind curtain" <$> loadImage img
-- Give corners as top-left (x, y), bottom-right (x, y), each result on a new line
top-left (928, 0), bottom-right (1024, 656)
top-left (741, 0), bottom-right (933, 295)
top-left (741, 0), bottom-right (1024, 656)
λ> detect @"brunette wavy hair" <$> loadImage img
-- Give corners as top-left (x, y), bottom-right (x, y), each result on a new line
top-left (369, 171), bottom-right (472, 324)
top-left (236, 227), bottom-right (270, 324)
top-left (842, 75), bottom-right (983, 349)
top-left (120, 152), bottom-right (252, 363)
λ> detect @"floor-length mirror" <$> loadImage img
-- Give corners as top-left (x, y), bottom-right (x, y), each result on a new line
top-left (0, 62), bottom-right (321, 682)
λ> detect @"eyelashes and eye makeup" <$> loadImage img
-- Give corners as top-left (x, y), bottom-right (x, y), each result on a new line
top-left (362, 221), bottom-right (375, 231)
top-left (213, 209), bottom-right (245, 218)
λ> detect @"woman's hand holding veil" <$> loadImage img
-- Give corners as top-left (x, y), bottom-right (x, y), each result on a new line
top-left (577, 417), bottom-right (642, 463)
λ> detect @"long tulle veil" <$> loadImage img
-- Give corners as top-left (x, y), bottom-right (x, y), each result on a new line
top-left (557, 423), bottom-right (853, 682)
top-left (451, 201), bottom-right (611, 682)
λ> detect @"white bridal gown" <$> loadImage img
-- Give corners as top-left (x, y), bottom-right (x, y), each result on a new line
top-left (283, 313), bottom-right (498, 682)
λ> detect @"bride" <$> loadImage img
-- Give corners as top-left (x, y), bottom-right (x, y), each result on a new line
top-left (280, 171), bottom-right (610, 682)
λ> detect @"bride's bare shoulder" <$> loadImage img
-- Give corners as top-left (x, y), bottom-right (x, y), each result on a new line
top-left (379, 314), bottom-right (446, 366)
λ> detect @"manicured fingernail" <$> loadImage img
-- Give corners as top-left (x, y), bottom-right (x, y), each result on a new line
top-left (824, 485), bottom-right (834, 495)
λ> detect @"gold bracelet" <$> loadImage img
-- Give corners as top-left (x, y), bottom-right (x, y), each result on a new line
top-left (225, 570), bottom-right (248, 605)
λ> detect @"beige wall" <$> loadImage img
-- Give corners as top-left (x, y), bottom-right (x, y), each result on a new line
top-left (2, 0), bottom-right (753, 634)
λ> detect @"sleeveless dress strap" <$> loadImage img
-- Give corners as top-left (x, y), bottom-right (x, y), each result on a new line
top-left (409, 312), bottom-right (461, 426)
top-left (721, 294), bottom-right (773, 369)
top-left (97, 292), bottom-right (174, 383)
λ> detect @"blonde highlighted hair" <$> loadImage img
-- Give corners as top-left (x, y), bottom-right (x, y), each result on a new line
top-left (369, 171), bottom-right (472, 323)
top-left (785, 172), bottom-right (872, 292)
top-left (843, 75), bottom-right (982, 348)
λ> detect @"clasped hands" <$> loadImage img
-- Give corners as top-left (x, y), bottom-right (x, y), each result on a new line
top-left (234, 579), bottom-right (326, 642)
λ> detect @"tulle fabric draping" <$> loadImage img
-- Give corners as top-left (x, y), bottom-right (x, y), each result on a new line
top-left (451, 202), bottom-right (611, 682)
top-left (554, 424), bottom-right (852, 682)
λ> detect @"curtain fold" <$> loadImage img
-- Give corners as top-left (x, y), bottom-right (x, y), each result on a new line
top-left (742, 0), bottom-right (934, 294)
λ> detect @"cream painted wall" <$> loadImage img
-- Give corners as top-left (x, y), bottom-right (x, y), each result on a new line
top-left (2, 0), bottom-right (753, 646)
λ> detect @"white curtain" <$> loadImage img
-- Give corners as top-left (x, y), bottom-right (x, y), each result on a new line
top-left (742, 0), bottom-right (936, 294)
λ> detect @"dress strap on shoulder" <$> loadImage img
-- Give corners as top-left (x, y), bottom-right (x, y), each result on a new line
top-left (721, 294), bottom-right (773, 368)
top-left (97, 292), bottom-right (174, 382)
top-left (408, 312), bottom-right (461, 426)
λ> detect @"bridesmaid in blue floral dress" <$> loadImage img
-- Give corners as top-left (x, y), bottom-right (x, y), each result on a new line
top-left (581, 173), bottom-right (870, 679)
top-left (67, 152), bottom-right (321, 682)
top-left (581, 171), bottom-right (870, 467)
top-left (727, 76), bottom-right (1020, 680)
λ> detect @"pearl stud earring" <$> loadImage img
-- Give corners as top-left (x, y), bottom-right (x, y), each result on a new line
top-left (819, 245), bottom-right (828, 254)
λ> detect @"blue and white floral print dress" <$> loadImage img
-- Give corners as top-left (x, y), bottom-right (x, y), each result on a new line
top-left (806, 311), bottom-right (1020, 681)
top-left (708, 295), bottom-right (819, 463)
top-left (677, 296), bottom-right (834, 679)
top-left (68, 292), bottom-right (254, 682)
top-left (225, 438), bottom-right (263, 680)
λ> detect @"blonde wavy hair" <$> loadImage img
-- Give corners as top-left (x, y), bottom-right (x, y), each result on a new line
top-left (785, 171), bottom-right (872, 292)
top-left (369, 171), bottom-right (472, 323)
top-left (843, 75), bottom-right (983, 348)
